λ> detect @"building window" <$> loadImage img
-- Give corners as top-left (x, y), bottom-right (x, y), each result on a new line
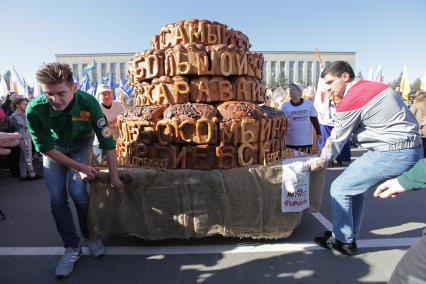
top-left (101, 63), bottom-right (107, 82)
top-left (307, 61), bottom-right (313, 86)
top-left (119, 63), bottom-right (127, 81)
top-left (270, 61), bottom-right (276, 82)
top-left (316, 62), bottom-right (320, 82)
top-left (298, 61), bottom-right (304, 83)
top-left (110, 63), bottom-right (116, 83)
top-left (280, 61), bottom-right (285, 77)
top-left (81, 64), bottom-right (87, 76)
top-left (91, 62), bottom-right (97, 82)
top-left (289, 61), bottom-right (295, 83)
top-left (72, 64), bottom-right (78, 77)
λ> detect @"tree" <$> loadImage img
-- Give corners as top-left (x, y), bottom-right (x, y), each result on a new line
top-left (267, 79), bottom-right (279, 90)
top-left (389, 72), bottom-right (403, 90)
top-left (357, 71), bottom-right (363, 79)
top-left (412, 78), bottom-right (421, 93)
top-left (277, 73), bottom-right (288, 89)
top-left (267, 73), bottom-right (289, 91)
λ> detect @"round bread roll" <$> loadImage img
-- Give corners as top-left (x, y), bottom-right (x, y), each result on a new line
top-left (216, 101), bottom-right (262, 122)
top-left (163, 103), bottom-right (217, 122)
top-left (122, 105), bottom-right (167, 122)
top-left (259, 105), bottom-right (286, 118)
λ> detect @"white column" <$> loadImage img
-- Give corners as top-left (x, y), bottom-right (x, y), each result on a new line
top-left (294, 61), bottom-right (299, 83)
top-left (265, 61), bottom-right (270, 83)
top-left (97, 63), bottom-right (102, 83)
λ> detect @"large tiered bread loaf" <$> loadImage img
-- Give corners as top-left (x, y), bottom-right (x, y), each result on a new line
top-left (117, 19), bottom-right (288, 170)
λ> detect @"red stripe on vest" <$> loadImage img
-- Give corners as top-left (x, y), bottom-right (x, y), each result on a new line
top-left (336, 80), bottom-right (389, 112)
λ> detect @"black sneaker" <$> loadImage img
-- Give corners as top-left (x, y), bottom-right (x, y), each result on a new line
top-left (315, 234), bottom-right (357, 256)
top-left (323, 231), bottom-right (357, 249)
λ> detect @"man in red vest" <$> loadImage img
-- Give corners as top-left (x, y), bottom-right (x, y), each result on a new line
top-left (311, 61), bottom-right (423, 255)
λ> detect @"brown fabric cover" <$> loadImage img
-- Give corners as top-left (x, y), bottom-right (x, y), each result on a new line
top-left (88, 165), bottom-right (326, 240)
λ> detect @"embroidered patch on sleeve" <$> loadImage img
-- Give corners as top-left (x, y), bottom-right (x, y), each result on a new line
top-left (97, 118), bottom-right (106, 128)
top-left (101, 127), bottom-right (112, 138)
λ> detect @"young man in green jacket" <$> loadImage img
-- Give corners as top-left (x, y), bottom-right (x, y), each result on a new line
top-left (374, 159), bottom-right (426, 284)
top-left (26, 63), bottom-right (124, 278)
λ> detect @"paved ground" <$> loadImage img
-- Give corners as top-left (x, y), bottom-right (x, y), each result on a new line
top-left (0, 148), bottom-right (425, 283)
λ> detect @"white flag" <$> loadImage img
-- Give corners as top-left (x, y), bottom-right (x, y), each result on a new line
top-left (10, 65), bottom-right (29, 98)
top-left (368, 65), bottom-right (374, 81)
top-left (0, 74), bottom-right (8, 98)
top-left (374, 64), bottom-right (384, 83)
top-left (33, 78), bottom-right (42, 98)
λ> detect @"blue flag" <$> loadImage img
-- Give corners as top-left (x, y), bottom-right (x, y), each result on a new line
top-left (73, 75), bottom-right (79, 87)
top-left (90, 81), bottom-right (98, 97)
top-left (108, 76), bottom-right (119, 100)
top-left (78, 74), bottom-right (90, 92)
top-left (82, 60), bottom-right (96, 75)
top-left (120, 79), bottom-right (134, 95)
top-left (102, 73), bottom-right (109, 84)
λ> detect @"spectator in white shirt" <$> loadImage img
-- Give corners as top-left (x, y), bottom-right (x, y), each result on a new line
top-left (281, 83), bottom-right (322, 154)
top-left (93, 84), bottom-right (123, 165)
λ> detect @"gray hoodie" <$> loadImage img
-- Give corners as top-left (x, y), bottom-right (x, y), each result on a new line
top-left (321, 80), bottom-right (421, 161)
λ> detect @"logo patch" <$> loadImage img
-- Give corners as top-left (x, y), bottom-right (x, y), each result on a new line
top-left (72, 111), bottom-right (91, 122)
top-left (97, 118), bottom-right (107, 128)
top-left (101, 127), bottom-right (112, 138)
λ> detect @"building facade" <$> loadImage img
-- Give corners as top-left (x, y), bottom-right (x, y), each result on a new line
top-left (56, 53), bottom-right (134, 84)
top-left (262, 51), bottom-right (356, 86)
top-left (56, 51), bottom-right (356, 86)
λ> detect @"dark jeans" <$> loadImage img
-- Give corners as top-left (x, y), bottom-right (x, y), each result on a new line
top-left (8, 146), bottom-right (20, 177)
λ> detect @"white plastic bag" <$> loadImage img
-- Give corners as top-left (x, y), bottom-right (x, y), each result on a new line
top-left (281, 157), bottom-right (321, 213)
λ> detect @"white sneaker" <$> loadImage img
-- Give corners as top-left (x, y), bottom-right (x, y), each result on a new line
top-left (55, 247), bottom-right (81, 278)
top-left (87, 239), bottom-right (106, 258)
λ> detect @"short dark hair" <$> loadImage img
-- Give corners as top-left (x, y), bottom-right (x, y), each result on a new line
top-left (36, 62), bottom-right (74, 85)
top-left (12, 97), bottom-right (29, 108)
top-left (320, 61), bottom-right (355, 79)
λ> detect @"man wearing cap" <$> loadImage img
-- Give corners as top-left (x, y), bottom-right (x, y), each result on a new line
top-left (26, 63), bottom-right (124, 278)
top-left (281, 82), bottom-right (322, 154)
top-left (93, 84), bottom-right (123, 165)
top-left (311, 61), bottom-right (422, 256)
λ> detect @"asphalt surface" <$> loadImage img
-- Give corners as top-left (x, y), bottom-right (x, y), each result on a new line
top-left (0, 148), bottom-right (425, 284)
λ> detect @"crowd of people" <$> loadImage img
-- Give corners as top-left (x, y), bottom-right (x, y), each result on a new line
top-left (1, 60), bottom-right (426, 283)
top-left (0, 81), bottom-right (130, 180)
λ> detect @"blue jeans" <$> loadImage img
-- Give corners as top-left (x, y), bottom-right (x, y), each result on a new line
top-left (43, 137), bottom-right (93, 248)
top-left (331, 145), bottom-right (423, 243)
